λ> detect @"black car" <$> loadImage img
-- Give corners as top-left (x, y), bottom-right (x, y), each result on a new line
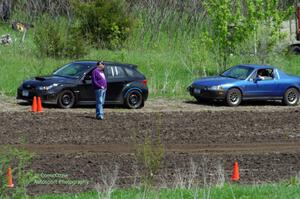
top-left (17, 61), bottom-right (148, 109)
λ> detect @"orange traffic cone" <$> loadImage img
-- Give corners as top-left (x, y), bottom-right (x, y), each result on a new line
top-left (37, 96), bottom-right (43, 112)
top-left (231, 161), bottom-right (240, 181)
top-left (7, 166), bottom-right (14, 188)
top-left (31, 96), bottom-right (37, 112)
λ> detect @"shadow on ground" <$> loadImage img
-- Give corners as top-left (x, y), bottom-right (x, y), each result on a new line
top-left (184, 99), bottom-right (284, 107)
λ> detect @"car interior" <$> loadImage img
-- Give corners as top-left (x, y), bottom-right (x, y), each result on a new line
top-left (257, 69), bottom-right (274, 80)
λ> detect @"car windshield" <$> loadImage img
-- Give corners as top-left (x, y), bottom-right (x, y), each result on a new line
top-left (53, 63), bottom-right (94, 78)
top-left (220, 66), bottom-right (254, 80)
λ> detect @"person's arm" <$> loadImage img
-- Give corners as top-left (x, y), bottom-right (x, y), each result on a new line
top-left (92, 70), bottom-right (103, 88)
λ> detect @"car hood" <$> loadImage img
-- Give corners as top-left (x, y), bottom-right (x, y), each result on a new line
top-left (192, 76), bottom-right (240, 87)
top-left (22, 75), bottom-right (76, 87)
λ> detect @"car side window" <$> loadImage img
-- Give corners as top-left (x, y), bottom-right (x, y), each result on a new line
top-left (106, 66), bottom-right (114, 78)
top-left (114, 66), bottom-right (126, 78)
top-left (124, 67), bottom-right (144, 78)
top-left (257, 69), bottom-right (274, 80)
top-left (106, 66), bottom-right (127, 78)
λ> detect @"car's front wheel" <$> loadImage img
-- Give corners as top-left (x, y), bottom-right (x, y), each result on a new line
top-left (125, 90), bottom-right (144, 109)
top-left (283, 88), bottom-right (299, 106)
top-left (57, 90), bottom-right (76, 109)
top-left (226, 88), bottom-right (242, 107)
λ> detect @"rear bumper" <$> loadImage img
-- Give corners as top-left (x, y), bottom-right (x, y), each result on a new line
top-left (188, 86), bottom-right (226, 100)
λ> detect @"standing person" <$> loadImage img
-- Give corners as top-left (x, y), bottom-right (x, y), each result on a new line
top-left (92, 61), bottom-right (107, 120)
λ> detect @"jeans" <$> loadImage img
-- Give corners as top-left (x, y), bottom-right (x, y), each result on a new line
top-left (95, 89), bottom-right (106, 119)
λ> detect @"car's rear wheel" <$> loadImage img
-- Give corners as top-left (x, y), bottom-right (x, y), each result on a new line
top-left (58, 90), bottom-right (76, 109)
top-left (125, 90), bottom-right (144, 109)
top-left (283, 88), bottom-right (299, 106)
top-left (226, 88), bottom-right (242, 107)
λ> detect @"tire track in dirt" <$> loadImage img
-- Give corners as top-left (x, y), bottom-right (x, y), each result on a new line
top-left (16, 142), bottom-right (300, 154)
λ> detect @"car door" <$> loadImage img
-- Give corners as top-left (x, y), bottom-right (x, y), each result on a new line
top-left (245, 68), bottom-right (279, 98)
top-left (105, 65), bottom-right (129, 103)
top-left (77, 70), bottom-right (95, 102)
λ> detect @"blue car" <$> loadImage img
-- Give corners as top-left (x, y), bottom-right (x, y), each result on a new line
top-left (187, 64), bottom-right (300, 106)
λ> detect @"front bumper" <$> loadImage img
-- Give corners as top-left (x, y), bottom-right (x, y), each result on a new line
top-left (17, 88), bottom-right (58, 104)
top-left (188, 86), bottom-right (226, 100)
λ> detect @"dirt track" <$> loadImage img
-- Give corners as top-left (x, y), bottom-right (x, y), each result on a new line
top-left (1, 97), bottom-right (300, 194)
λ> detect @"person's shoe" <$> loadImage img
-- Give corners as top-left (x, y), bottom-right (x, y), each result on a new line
top-left (96, 116), bottom-right (104, 120)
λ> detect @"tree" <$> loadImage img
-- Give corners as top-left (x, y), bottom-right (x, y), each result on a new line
top-left (204, 0), bottom-right (292, 70)
top-left (72, 0), bottom-right (133, 49)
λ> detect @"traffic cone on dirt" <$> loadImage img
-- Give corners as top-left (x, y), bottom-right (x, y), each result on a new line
top-left (31, 96), bottom-right (37, 112)
top-left (231, 161), bottom-right (240, 182)
top-left (7, 166), bottom-right (14, 188)
top-left (37, 96), bottom-right (43, 112)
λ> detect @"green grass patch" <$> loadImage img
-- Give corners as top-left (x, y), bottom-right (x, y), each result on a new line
top-left (33, 183), bottom-right (300, 199)
top-left (1, 23), bottom-right (300, 99)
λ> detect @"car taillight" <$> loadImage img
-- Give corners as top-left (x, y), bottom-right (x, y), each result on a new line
top-left (142, 79), bottom-right (147, 86)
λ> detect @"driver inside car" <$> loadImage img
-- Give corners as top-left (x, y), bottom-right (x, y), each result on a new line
top-left (257, 69), bottom-right (273, 80)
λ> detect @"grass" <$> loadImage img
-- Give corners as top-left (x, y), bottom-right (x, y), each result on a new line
top-left (32, 183), bottom-right (300, 199)
top-left (2, 18), bottom-right (300, 99)
top-left (0, 24), bottom-right (200, 98)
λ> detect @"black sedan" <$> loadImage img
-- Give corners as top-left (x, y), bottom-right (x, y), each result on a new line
top-left (17, 61), bottom-right (148, 109)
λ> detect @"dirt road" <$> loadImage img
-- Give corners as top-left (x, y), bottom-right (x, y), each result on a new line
top-left (0, 97), bottom-right (300, 194)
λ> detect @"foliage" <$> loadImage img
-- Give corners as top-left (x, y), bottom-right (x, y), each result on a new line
top-left (136, 136), bottom-right (164, 188)
top-left (0, 146), bottom-right (37, 199)
top-left (34, 183), bottom-right (300, 199)
top-left (134, 116), bottom-right (165, 188)
top-left (71, 0), bottom-right (133, 49)
top-left (204, 0), bottom-right (293, 70)
top-left (33, 15), bottom-right (87, 58)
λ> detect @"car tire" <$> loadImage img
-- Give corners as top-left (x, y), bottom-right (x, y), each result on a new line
top-left (125, 90), bottom-right (143, 109)
top-left (226, 88), bottom-right (242, 107)
top-left (57, 90), bottom-right (76, 109)
top-left (283, 88), bottom-right (299, 106)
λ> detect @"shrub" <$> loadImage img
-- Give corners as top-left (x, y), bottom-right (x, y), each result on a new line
top-left (33, 15), bottom-right (87, 58)
top-left (72, 0), bottom-right (133, 49)
top-left (134, 114), bottom-right (165, 188)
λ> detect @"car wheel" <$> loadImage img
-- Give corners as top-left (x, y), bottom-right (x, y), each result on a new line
top-left (125, 90), bottom-right (143, 109)
top-left (57, 90), bottom-right (76, 109)
top-left (283, 88), bottom-right (299, 106)
top-left (226, 88), bottom-right (242, 107)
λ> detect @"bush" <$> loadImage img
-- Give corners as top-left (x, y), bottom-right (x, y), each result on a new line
top-left (33, 15), bottom-right (87, 58)
top-left (72, 0), bottom-right (133, 49)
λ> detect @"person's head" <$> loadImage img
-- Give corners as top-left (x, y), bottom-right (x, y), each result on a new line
top-left (97, 61), bottom-right (105, 71)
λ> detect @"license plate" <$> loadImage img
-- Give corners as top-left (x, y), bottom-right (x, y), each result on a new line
top-left (194, 88), bottom-right (201, 94)
top-left (22, 90), bottom-right (29, 97)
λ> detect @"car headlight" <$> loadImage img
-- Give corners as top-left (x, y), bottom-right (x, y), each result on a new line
top-left (208, 85), bottom-right (224, 91)
top-left (37, 83), bottom-right (59, 91)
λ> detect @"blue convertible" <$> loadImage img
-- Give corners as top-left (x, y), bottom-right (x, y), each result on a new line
top-left (187, 64), bottom-right (300, 106)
